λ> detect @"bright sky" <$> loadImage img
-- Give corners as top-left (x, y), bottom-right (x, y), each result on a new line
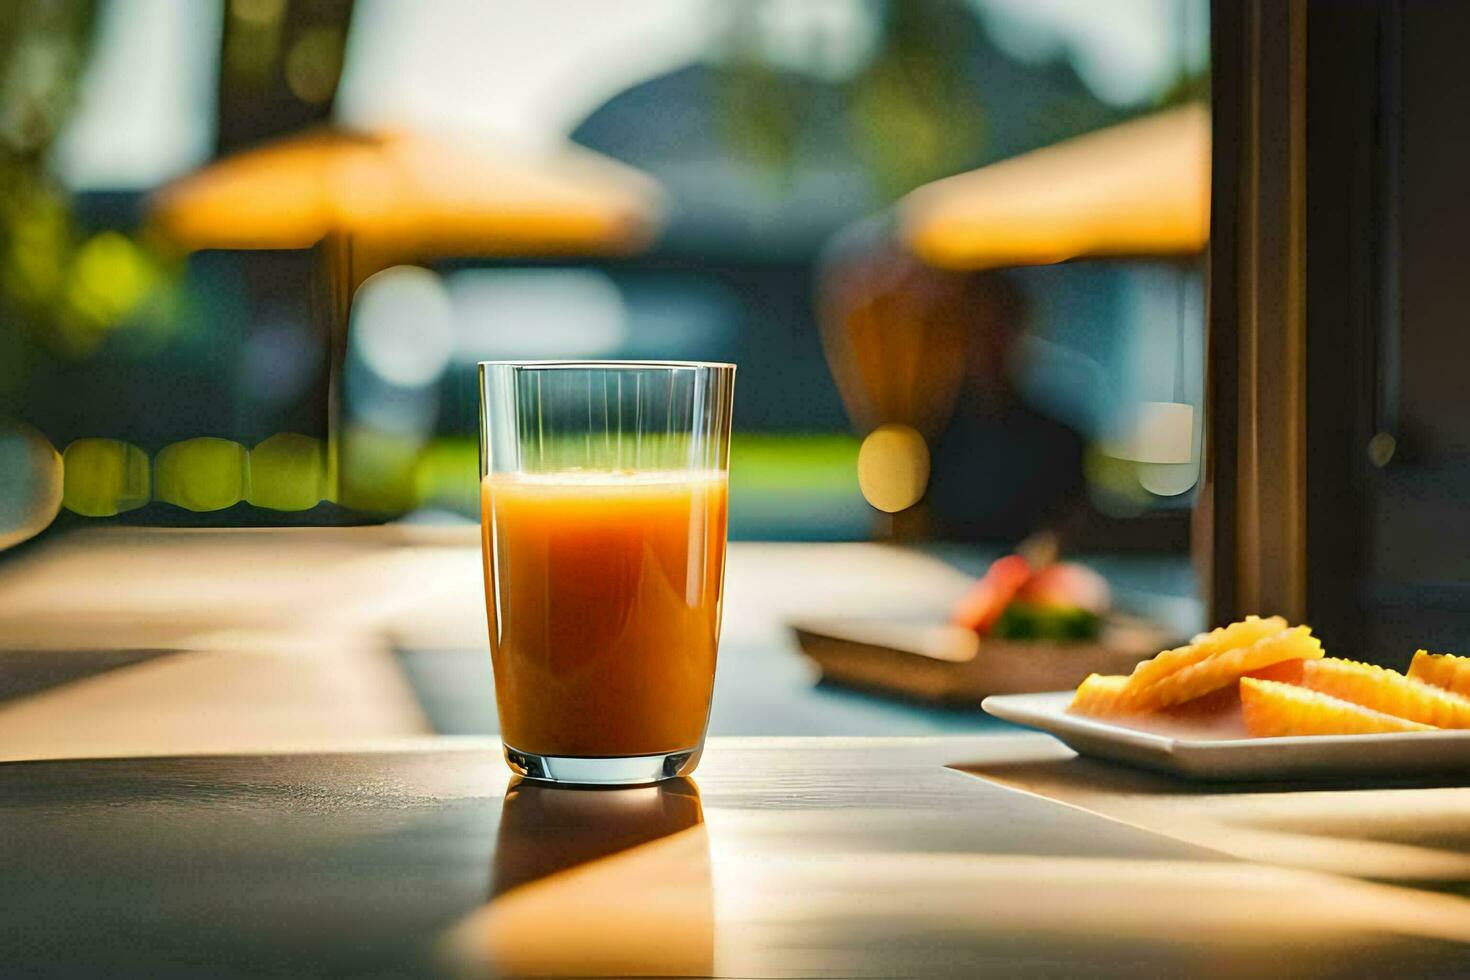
top-left (53, 0), bottom-right (1205, 190)
top-left (335, 0), bottom-right (716, 149)
top-left (52, 0), bottom-right (221, 190)
top-left (975, 0), bottom-right (1207, 106)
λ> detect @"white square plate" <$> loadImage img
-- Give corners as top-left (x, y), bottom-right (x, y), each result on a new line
top-left (982, 691), bottom-right (1470, 781)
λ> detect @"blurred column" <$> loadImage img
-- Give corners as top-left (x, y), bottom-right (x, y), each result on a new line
top-left (1205, 0), bottom-right (1308, 625)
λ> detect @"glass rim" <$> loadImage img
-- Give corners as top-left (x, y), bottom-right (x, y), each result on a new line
top-left (478, 359), bottom-right (735, 371)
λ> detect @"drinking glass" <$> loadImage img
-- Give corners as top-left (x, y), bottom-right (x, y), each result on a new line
top-left (478, 361), bottom-right (736, 784)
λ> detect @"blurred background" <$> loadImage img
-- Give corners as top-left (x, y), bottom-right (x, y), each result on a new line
top-left (0, 0), bottom-right (1211, 748)
top-left (0, 0), bottom-right (1208, 545)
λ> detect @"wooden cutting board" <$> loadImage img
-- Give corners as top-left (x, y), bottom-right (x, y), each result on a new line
top-left (791, 615), bottom-right (1174, 705)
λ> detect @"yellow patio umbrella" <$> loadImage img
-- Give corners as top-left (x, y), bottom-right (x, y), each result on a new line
top-left (826, 105), bottom-right (1209, 520)
top-left (143, 128), bottom-right (665, 516)
top-left (148, 127), bottom-right (664, 262)
top-left (900, 104), bottom-right (1209, 270)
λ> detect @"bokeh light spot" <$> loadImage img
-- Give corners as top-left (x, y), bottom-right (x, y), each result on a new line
top-left (1367, 431), bottom-right (1396, 468)
top-left (231, 0), bottom-right (284, 28)
top-left (155, 437), bottom-right (248, 512)
top-left (448, 268), bottom-right (628, 361)
top-left (248, 433), bottom-right (325, 511)
top-left (338, 425), bottom-right (419, 513)
top-left (1137, 462), bottom-right (1198, 497)
top-left (285, 26), bottom-right (345, 105)
top-left (62, 438), bottom-right (150, 517)
top-left (857, 423), bottom-right (930, 513)
top-left (351, 265), bottom-right (455, 387)
top-left (0, 424), bottom-right (63, 547)
top-left (1127, 401), bottom-right (1194, 464)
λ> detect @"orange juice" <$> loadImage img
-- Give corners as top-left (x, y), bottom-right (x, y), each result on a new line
top-left (480, 470), bottom-right (728, 757)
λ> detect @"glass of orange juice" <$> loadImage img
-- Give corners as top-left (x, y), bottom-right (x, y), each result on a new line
top-left (478, 361), bottom-right (736, 784)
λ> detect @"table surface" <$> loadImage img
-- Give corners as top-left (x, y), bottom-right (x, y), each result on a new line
top-left (0, 527), bottom-right (1199, 760)
top-left (6, 529), bottom-right (1464, 977)
top-left (4, 735), bottom-right (1469, 979)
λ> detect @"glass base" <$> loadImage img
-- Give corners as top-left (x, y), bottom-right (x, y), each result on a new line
top-left (503, 745), bottom-right (700, 786)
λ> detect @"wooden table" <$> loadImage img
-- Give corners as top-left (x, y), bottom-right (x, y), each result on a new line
top-left (0, 527), bottom-right (1198, 758)
top-left (3, 529), bottom-right (1460, 976)
top-left (4, 735), bottom-right (1468, 978)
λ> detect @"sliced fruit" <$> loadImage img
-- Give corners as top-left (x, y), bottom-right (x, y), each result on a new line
top-left (1145, 626), bottom-right (1323, 708)
top-left (1124, 615), bottom-right (1288, 694)
top-left (1298, 658), bottom-right (1470, 728)
top-left (1246, 658), bottom-right (1308, 686)
top-left (1018, 562), bottom-right (1110, 615)
top-left (1408, 650), bottom-right (1470, 699)
top-left (1069, 674), bottom-right (1141, 717)
top-left (1159, 683), bottom-right (1242, 723)
top-left (1241, 678), bottom-right (1435, 736)
top-left (951, 555), bottom-right (1031, 634)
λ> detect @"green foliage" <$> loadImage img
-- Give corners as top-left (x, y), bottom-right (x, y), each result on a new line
top-left (1157, 70), bottom-right (1209, 110)
top-left (714, 0), bottom-right (986, 201)
top-left (845, 2), bottom-right (986, 201)
top-left (0, 0), bottom-right (178, 389)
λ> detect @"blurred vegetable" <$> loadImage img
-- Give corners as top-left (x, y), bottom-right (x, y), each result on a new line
top-left (1019, 562), bottom-right (1111, 615)
top-left (950, 553), bottom-right (1030, 634)
top-left (993, 601), bottom-right (1100, 642)
top-left (952, 553), bottom-right (1110, 641)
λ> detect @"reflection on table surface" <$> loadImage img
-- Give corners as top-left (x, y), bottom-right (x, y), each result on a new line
top-left (2, 737), bottom-right (1468, 978)
top-left (449, 778), bottom-right (713, 977)
top-left (490, 777), bottom-right (706, 898)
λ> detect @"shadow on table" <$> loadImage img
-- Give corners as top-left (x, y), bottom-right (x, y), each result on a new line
top-left (490, 777), bottom-right (705, 896)
top-left (0, 648), bottom-right (180, 705)
top-left (959, 751), bottom-right (1470, 796)
top-left (444, 777), bottom-right (714, 977)
top-left (956, 753), bottom-right (1470, 889)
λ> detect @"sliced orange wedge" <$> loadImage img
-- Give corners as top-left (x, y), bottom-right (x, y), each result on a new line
top-left (1246, 658), bottom-right (1308, 685)
top-left (1408, 650), bottom-right (1470, 700)
top-left (1123, 615), bottom-right (1288, 694)
top-left (1145, 626), bottom-right (1323, 709)
top-left (1240, 678), bottom-right (1435, 736)
top-left (1298, 657), bottom-right (1470, 728)
top-left (1069, 674), bottom-right (1139, 716)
